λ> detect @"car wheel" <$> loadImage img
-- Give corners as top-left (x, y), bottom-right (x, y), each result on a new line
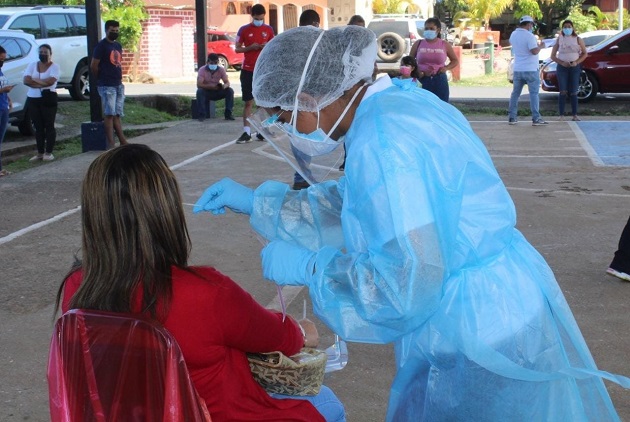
top-left (218, 55), bottom-right (229, 70)
top-left (68, 64), bottom-right (90, 101)
top-left (377, 32), bottom-right (405, 62)
top-left (577, 70), bottom-right (598, 102)
top-left (17, 105), bottom-right (35, 136)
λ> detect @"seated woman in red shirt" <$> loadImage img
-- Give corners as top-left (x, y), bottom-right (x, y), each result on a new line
top-left (55, 144), bottom-right (345, 422)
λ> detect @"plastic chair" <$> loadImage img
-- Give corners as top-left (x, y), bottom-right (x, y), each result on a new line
top-left (47, 309), bottom-right (212, 422)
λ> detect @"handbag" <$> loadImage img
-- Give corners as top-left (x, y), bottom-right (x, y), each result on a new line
top-left (41, 89), bottom-right (58, 107)
top-left (247, 347), bottom-right (327, 396)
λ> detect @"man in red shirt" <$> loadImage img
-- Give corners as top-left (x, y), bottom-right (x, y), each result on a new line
top-left (234, 4), bottom-right (274, 143)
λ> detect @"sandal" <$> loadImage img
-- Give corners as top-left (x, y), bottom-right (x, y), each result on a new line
top-left (572, 116), bottom-right (581, 121)
top-left (0, 169), bottom-right (11, 177)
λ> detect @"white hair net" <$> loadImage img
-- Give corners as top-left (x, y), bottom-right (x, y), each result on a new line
top-left (253, 25), bottom-right (377, 112)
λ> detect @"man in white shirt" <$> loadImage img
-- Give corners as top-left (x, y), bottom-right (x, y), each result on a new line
top-left (508, 16), bottom-right (548, 126)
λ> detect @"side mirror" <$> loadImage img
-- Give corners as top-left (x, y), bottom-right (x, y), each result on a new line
top-left (607, 45), bottom-right (619, 55)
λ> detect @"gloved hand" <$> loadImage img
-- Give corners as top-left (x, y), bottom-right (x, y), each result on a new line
top-left (261, 240), bottom-right (316, 286)
top-left (193, 177), bottom-right (254, 215)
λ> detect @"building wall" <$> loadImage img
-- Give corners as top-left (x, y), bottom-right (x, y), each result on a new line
top-left (121, 7), bottom-right (196, 79)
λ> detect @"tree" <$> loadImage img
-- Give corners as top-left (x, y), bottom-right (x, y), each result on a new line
top-left (467, 0), bottom-right (515, 30)
top-left (372, 0), bottom-right (405, 14)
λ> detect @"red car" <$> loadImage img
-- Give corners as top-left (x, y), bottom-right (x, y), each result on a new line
top-left (540, 28), bottom-right (630, 102)
top-left (194, 29), bottom-right (244, 70)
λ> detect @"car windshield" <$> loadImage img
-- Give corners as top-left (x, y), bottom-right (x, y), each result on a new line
top-left (589, 29), bottom-right (629, 50)
top-left (0, 16), bottom-right (9, 27)
top-left (584, 35), bottom-right (612, 47)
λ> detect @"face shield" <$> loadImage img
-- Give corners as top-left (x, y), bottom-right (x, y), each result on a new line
top-left (251, 26), bottom-right (377, 184)
top-left (249, 108), bottom-right (345, 185)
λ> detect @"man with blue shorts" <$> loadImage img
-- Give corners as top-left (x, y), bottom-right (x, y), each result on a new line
top-left (91, 19), bottom-right (128, 149)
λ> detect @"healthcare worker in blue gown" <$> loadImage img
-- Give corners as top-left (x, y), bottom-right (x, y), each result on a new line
top-left (195, 25), bottom-right (630, 421)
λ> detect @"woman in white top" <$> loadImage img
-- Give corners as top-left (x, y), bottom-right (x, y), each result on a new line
top-left (550, 20), bottom-right (587, 121)
top-left (23, 44), bottom-right (60, 161)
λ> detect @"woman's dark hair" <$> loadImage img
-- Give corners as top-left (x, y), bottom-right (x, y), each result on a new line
top-left (425, 17), bottom-right (442, 34)
top-left (561, 20), bottom-right (577, 36)
top-left (55, 144), bottom-right (191, 319)
top-left (40, 43), bottom-right (52, 54)
top-left (0, 46), bottom-right (5, 55)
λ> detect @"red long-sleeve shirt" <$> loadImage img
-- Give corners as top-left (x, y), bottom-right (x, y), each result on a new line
top-left (62, 266), bottom-right (324, 422)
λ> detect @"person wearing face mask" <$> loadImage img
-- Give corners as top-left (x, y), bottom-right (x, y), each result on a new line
top-left (0, 46), bottom-right (14, 177)
top-left (195, 53), bottom-right (235, 122)
top-left (550, 20), bottom-right (587, 121)
top-left (409, 17), bottom-right (458, 102)
top-left (397, 55), bottom-right (420, 87)
top-left (23, 44), bottom-right (60, 162)
top-left (508, 15), bottom-right (548, 126)
top-left (194, 26), bottom-right (630, 420)
top-left (90, 20), bottom-right (128, 149)
top-left (234, 4), bottom-right (274, 144)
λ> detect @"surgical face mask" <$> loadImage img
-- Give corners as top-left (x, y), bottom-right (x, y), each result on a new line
top-left (107, 31), bottom-right (119, 41)
top-left (207, 64), bottom-right (218, 71)
top-left (39, 54), bottom-right (49, 63)
top-left (562, 28), bottom-right (573, 36)
top-left (400, 66), bottom-right (411, 76)
top-left (287, 84), bottom-right (366, 156)
top-left (423, 30), bottom-right (437, 40)
top-left (528, 27), bottom-right (534, 33)
top-left (253, 19), bottom-right (264, 27)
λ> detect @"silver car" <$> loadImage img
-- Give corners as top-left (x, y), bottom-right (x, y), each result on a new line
top-left (0, 29), bottom-right (39, 135)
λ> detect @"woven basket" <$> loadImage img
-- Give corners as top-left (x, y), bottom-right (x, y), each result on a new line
top-left (247, 348), bottom-right (327, 396)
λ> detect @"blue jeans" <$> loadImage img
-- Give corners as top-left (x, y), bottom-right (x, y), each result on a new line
top-left (508, 71), bottom-right (541, 121)
top-left (420, 72), bottom-right (449, 102)
top-left (0, 108), bottom-right (8, 171)
top-left (271, 385), bottom-right (346, 421)
top-left (196, 87), bottom-right (234, 118)
top-left (97, 85), bottom-right (125, 116)
top-left (556, 64), bottom-right (581, 117)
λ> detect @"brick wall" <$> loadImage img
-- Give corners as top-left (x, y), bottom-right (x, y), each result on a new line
top-left (121, 7), bottom-right (196, 80)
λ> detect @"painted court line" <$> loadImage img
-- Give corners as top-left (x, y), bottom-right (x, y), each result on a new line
top-left (0, 141), bottom-right (237, 247)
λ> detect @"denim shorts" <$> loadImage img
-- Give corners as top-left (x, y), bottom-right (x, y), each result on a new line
top-left (97, 85), bottom-right (125, 116)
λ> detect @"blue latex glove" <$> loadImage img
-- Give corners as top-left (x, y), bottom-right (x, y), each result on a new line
top-left (193, 177), bottom-right (254, 215)
top-left (261, 240), bottom-right (317, 286)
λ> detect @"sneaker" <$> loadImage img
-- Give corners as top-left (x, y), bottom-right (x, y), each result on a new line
top-left (225, 114), bottom-right (235, 121)
top-left (532, 119), bottom-right (548, 126)
top-left (508, 118), bottom-right (518, 125)
top-left (235, 132), bottom-right (252, 144)
top-left (292, 181), bottom-right (310, 190)
top-left (256, 133), bottom-right (265, 141)
top-left (606, 267), bottom-right (630, 282)
top-left (43, 153), bottom-right (55, 161)
top-left (29, 154), bottom-right (43, 162)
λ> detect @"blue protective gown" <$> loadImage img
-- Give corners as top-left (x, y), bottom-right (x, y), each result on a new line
top-left (250, 76), bottom-right (624, 421)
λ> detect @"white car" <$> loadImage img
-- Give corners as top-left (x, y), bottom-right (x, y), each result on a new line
top-left (0, 29), bottom-right (39, 135)
top-left (0, 6), bottom-right (100, 100)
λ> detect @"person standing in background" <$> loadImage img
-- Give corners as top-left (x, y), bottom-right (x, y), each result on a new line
top-left (550, 20), bottom-right (587, 121)
top-left (0, 46), bottom-right (14, 177)
top-left (508, 15), bottom-right (548, 126)
top-left (607, 216), bottom-right (630, 282)
top-left (24, 44), bottom-right (59, 162)
top-left (409, 17), bottom-right (458, 102)
top-left (234, 4), bottom-right (274, 144)
top-left (91, 20), bottom-right (128, 149)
